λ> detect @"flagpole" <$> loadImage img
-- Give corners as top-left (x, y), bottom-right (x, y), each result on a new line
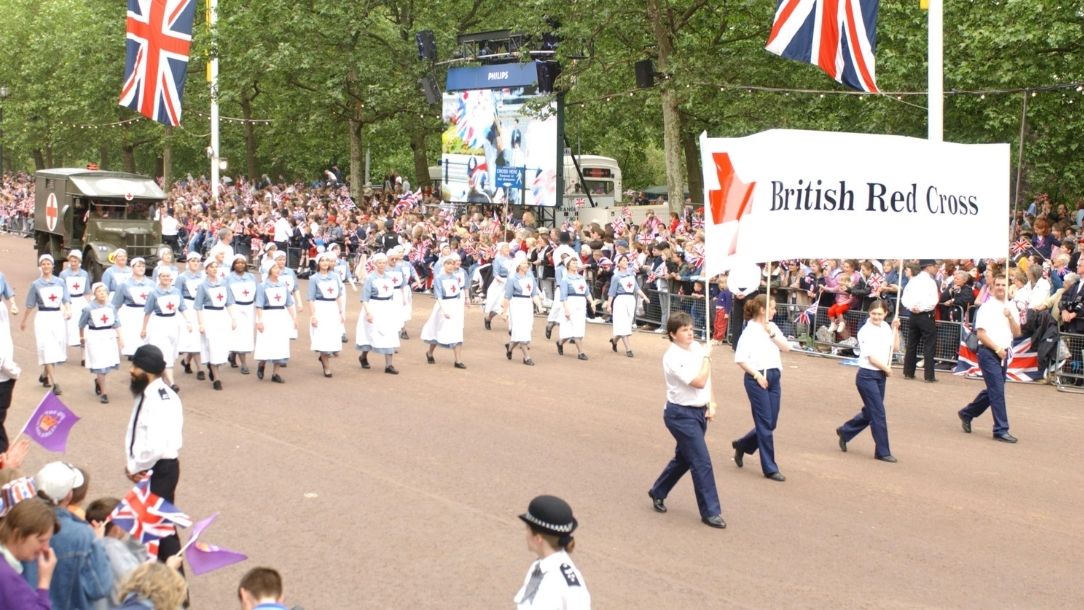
top-left (928, 0), bottom-right (943, 142)
top-left (208, 0), bottom-right (221, 202)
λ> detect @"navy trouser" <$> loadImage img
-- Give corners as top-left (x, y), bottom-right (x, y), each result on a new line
top-left (650, 402), bottom-right (722, 518)
top-left (960, 346), bottom-right (1010, 435)
top-left (903, 311), bottom-right (936, 380)
top-left (150, 458), bottom-right (181, 563)
top-left (839, 368), bottom-right (892, 457)
top-left (735, 369), bottom-right (782, 475)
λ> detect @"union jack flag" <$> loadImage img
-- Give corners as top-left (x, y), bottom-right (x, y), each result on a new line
top-left (611, 216), bottom-right (626, 235)
top-left (765, 0), bottom-right (880, 93)
top-left (1010, 237), bottom-right (1032, 256)
top-left (954, 331), bottom-right (1042, 382)
top-left (795, 302), bottom-right (818, 326)
top-left (119, 0), bottom-right (197, 126)
top-left (109, 479), bottom-right (191, 556)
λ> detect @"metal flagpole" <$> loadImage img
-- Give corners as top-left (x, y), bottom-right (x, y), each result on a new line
top-left (928, 0), bottom-right (943, 143)
top-left (1009, 91), bottom-right (1029, 285)
top-left (208, 0), bottom-right (221, 202)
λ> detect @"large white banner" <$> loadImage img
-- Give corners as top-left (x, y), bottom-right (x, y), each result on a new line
top-left (699, 129), bottom-right (1010, 277)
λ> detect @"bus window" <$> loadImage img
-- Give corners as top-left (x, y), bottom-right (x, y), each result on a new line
top-left (584, 180), bottom-right (614, 195)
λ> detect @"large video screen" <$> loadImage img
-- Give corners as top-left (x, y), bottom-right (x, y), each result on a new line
top-left (440, 87), bottom-right (558, 207)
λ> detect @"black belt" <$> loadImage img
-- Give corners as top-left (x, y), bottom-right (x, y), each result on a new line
top-left (441, 296), bottom-right (460, 300)
top-left (154, 313), bottom-right (176, 317)
top-left (566, 294), bottom-right (586, 298)
top-left (262, 306), bottom-right (286, 310)
top-left (913, 310), bottom-right (933, 315)
top-left (70, 293), bottom-right (84, 298)
top-left (512, 294), bottom-right (530, 298)
top-left (125, 303), bottom-right (145, 308)
top-left (39, 307), bottom-right (60, 312)
top-left (234, 300), bottom-right (254, 305)
top-left (203, 305), bottom-right (224, 310)
top-left (369, 296), bottom-right (392, 301)
top-left (314, 297), bottom-right (338, 301)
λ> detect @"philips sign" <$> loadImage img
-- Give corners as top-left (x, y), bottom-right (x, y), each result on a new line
top-left (446, 62), bottom-right (539, 91)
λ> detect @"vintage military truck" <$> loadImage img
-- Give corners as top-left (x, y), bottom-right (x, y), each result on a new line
top-left (34, 168), bottom-right (168, 281)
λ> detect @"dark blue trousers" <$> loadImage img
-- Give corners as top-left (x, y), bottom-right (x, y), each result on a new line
top-left (735, 369), bottom-right (782, 475)
top-left (650, 402), bottom-right (722, 518)
top-left (960, 347), bottom-right (1010, 435)
top-left (839, 368), bottom-right (892, 457)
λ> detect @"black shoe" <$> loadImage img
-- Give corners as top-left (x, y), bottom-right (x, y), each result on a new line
top-left (196, 371), bottom-right (206, 381)
top-left (731, 441), bottom-right (743, 468)
top-left (958, 412), bottom-right (972, 434)
top-left (38, 373), bottom-right (46, 384)
top-left (182, 360), bottom-right (193, 375)
top-left (925, 378), bottom-right (938, 383)
top-left (523, 358), bottom-right (535, 366)
top-left (212, 380), bottom-right (223, 390)
top-left (454, 362), bottom-right (467, 370)
top-left (271, 374), bottom-right (285, 383)
top-left (648, 491), bottom-right (667, 513)
top-left (610, 338), bottom-right (617, 353)
top-left (240, 367), bottom-right (250, 375)
top-left (400, 330), bottom-right (409, 340)
top-left (994, 433), bottom-right (1018, 444)
top-left (228, 353), bottom-right (238, 368)
top-left (341, 333), bottom-right (347, 343)
top-left (170, 384), bottom-right (181, 393)
top-left (323, 369), bottom-right (333, 378)
top-left (51, 384), bottom-right (62, 396)
top-left (505, 343), bottom-right (512, 360)
top-left (626, 350), bottom-right (634, 358)
top-left (257, 363), bottom-right (265, 380)
top-left (876, 455), bottom-right (898, 463)
top-left (94, 379), bottom-right (102, 396)
top-left (426, 353), bottom-right (435, 365)
top-left (80, 359), bottom-right (85, 367)
top-left (385, 365), bottom-right (399, 375)
top-left (701, 515), bottom-right (727, 529)
top-left (556, 341), bottom-right (564, 355)
top-left (577, 353), bottom-right (588, 361)
top-left (765, 472), bottom-right (786, 482)
top-left (358, 355), bottom-right (370, 369)
top-left (836, 428), bottom-right (847, 452)
top-left (100, 394), bottom-right (109, 404)
top-left (545, 324), bottom-right (553, 340)
top-left (903, 374), bottom-right (915, 380)
top-left (484, 318), bottom-right (492, 330)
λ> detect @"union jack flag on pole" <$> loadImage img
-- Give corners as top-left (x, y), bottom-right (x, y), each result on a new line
top-left (109, 479), bottom-right (192, 556)
top-left (119, 0), bottom-right (197, 126)
top-left (765, 0), bottom-right (880, 93)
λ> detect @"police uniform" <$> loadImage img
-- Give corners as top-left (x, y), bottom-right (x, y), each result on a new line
top-left (837, 318), bottom-right (897, 460)
top-left (26, 274), bottom-right (70, 365)
top-left (60, 265), bottom-right (90, 347)
top-left (901, 261), bottom-right (940, 381)
top-left (514, 496), bottom-right (590, 610)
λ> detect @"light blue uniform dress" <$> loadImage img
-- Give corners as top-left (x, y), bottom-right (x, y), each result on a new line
top-left (392, 260), bottom-right (418, 324)
top-left (152, 263), bottom-right (179, 281)
top-left (485, 255), bottom-right (511, 316)
top-left (101, 264), bottom-right (132, 299)
top-left (421, 270), bottom-right (465, 348)
top-left (112, 275), bottom-right (153, 356)
top-left (254, 279), bottom-right (294, 364)
top-left (143, 286), bottom-right (188, 367)
top-left (356, 270), bottom-right (400, 355)
top-left (60, 268), bottom-right (90, 347)
top-left (504, 270), bottom-right (539, 344)
top-left (609, 269), bottom-right (641, 338)
top-left (307, 272), bottom-right (344, 354)
top-left (194, 276), bottom-right (235, 365)
top-left (226, 271), bottom-right (258, 354)
top-left (547, 262), bottom-right (568, 324)
top-left (0, 273), bottom-right (14, 347)
top-left (78, 300), bottom-right (120, 374)
top-left (278, 266), bottom-right (301, 340)
top-left (26, 276), bottom-right (70, 365)
top-left (558, 271), bottom-right (589, 341)
top-left (176, 269), bottom-right (205, 354)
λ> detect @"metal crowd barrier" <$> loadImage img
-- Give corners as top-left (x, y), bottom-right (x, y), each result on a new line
top-left (0, 215), bottom-right (33, 236)
top-left (1055, 331), bottom-right (1084, 393)
top-left (640, 288), bottom-right (714, 339)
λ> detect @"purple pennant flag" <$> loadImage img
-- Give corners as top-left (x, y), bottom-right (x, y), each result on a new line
top-left (183, 513), bottom-right (248, 575)
top-left (21, 393), bottom-right (80, 453)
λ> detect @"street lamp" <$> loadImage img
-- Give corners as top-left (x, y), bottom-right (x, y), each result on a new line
top-left (0, 85), bottom-right (9, 175)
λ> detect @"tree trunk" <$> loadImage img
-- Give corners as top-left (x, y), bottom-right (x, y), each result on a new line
top-left (240, 91), bottom-right (258, 181)
top-left (682, 130), bottom-right (703, 205)
top-left (409, 124), bottom-right (430, 190)
top-left (122, 145), bottom-right (136, 172)
top-left (161, 127), bottom-right (172, 189)
top-left (349, 116), bottom-right (363, 200)
top-left (99, 145), bottom-right (110, 170)
top-left (32, 149), bottom-right (45, 170)
top-left (45, 146), bottom-right (55, 168)
top-left (650, 0), bottom-right (685, 215)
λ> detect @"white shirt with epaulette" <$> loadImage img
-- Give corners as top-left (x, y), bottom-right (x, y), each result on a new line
top-left (514, 550), bottom-right (590, 609)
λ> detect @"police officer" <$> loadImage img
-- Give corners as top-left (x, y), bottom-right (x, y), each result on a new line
top-left (124, 344), bottom-right (184, 561)
top-left (901, 259), bottom-right (940, 382)
top-left (514, 495), bottom-right (590, 609)
top-left (958, 275), bottom-right (1021, 443)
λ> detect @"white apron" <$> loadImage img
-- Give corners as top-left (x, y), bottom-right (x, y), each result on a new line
top-left (178, 278), bottom-right (203, 353)
top-left (146, 293), bottom-right (183, 367)
top-left (612, 276), bottom-right (638, 337)
top-left (559, 278), bottom-right (589, 340)
top-left (83, 306), bottom-right (120, 372)
top-left (362, 278), bottom-right (400, 354)
top-left (484, 275), bottom-right (506, 316)
top-left (199, 285), bottom-right (232, 365)
top-left (227, 279), bottom-right (257, 353)
top-left (421, 278), bottom-right (465, 348)
top-left (254, 286), bottom-right (292, 362)
top-left (508, 276), bottom-right (536, 344)
top-left (64, 275), bottom-right (88, 347)
top-left (309, 281), bottom-right (343, 353)
top-left (282, 273), bottom-right (300, 340)
top-left (117, 284), bottom-right (150, 357)
top-left (34, 284), bottom-right (67, 365)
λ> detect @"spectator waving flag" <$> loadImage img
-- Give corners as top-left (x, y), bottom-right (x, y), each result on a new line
top-left (21, 392), bottom-right (80, 453)
top-left (765, 0), bottom-right (880, 93)
top-left (109, 479), bottom-right (192, 556)
top-left (119, 0), bottom-right (197, 126)
top-left (795, 302), bottom-right (818, 326)
top-left (1010, 237), bottom-right (1031, 256)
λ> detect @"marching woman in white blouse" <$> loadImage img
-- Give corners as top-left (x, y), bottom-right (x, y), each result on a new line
top-left (731, 295), bottom-right (791, 482)
top-left (254, 263), bottom-right (297, 383)
top-left (78, 282), bottom-right (122, 403)
top-left (501, 254), bottom-right (543, 365)
top-left (555, 257), bottom-right (590, 360)
top-left (836, 298), bottom-right (900, 462)
top-left (605, 254), bottom-right (647, 357)
top-left (308, 252), bottom-right (345, 378)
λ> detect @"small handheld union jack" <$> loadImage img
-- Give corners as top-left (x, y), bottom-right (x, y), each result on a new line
top-left (795, 303), bottom-right (817, 326)
top-left (1010, 237), bottom-right (1031, 257)
top-left (109, 479), bottom-right (191, 556)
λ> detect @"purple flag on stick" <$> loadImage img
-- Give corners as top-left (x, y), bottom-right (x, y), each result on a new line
top-left (183, 513), bottom-right (248, 575)
top-left (22, 393), bottom-right (80, 452)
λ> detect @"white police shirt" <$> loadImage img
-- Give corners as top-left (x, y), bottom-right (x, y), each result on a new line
top-left (125, 377), bottom-right (184, 474)
top-left (514, 550), bottom-right (590, 610)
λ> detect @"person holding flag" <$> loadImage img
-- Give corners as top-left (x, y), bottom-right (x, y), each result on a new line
top-left (124, 344), bottom-right (185, 562)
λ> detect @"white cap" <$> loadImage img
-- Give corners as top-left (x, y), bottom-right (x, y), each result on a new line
top-left (67, 249), bottom-right (83, 260)
top-left (34, 462), bottom-right (84, 504)
top-left (38, 254), bottom-right (54, 265)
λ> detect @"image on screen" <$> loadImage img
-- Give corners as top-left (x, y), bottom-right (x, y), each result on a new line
top-left (440, 87), bottom-right (557, 207)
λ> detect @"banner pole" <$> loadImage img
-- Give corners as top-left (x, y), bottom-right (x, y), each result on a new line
top-left (893, 259), bottom-right (904, 320)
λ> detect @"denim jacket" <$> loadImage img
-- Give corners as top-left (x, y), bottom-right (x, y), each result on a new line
top-left (24, 508), bottom-right (113, 610)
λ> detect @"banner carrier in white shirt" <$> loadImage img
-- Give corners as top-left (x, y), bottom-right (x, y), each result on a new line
top-left (699, 129), bottom-right (1010, 277)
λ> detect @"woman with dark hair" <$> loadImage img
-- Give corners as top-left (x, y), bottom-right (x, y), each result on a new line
top-left (647, 311), bottom-right (725, 529)
top-left (836, 299), bottom-right (900, 462)
top-left (0, 499), bottom-right (58, 609)
top-left (605, 254), bottom-right (647, 357)
top-left (514, 495), bottom-right (590, 609)
top-left (732, 295), bottom-right (791, 482)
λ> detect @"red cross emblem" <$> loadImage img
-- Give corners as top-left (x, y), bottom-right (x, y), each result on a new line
top-left (324, 287), bottom-right (336, 297)
top-left (526, 282), bottom-right (532, 292)
top-left (72, 282), bottom-right (81, 292)
top-left (139, 292), bottom-right (148, 301)
top-left (215, 292), bottom-right (225, 302)
top-left (100, 314), bottom-right (109, 324)
top-left (45, 193), bottom-right (59, 231)
top-left (47, 293), bottom-right (58, 303)
top-left (242, 289), bottom-right (250, 297)
top-left (448, 284), bottom-right (458, 295)
top-left (380, 282), bottom-right (389, 293)
top-left (271, 293), bottom-right (283, 303)
top-left (165, 301), bottom-right (176, 311)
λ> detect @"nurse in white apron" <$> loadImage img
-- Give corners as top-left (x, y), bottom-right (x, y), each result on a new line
top-left (176, 252), bottom-right (206, 378)
top-left (271, 250), bottom-right (302, 341)
top-left (112, 258), bottom-right (152, 357)
top-left (194, 259), bottom-right (237, 390)
top-left (422, 254), bottom-right (467, 369)
top-left (556, 258), bottom-right (590, 361)
top-left (226, 254), bottom-right (257, 374)
top-left (141, 267), bottom-right (191, 391)
top-left (605, 255), bottom-right (648, 357)
top-left (254, 263), bottom-right (296, 383)
top-left (78, 282), bottom-right (122, 403)
top-left (501, 255), bottom-right (542, 365)
top-left (308, 252), bottom-right (345, 378)
top-left (357, 253), bottom-right (401, 374)
top-left (60, 250), bottom-right (90, 350)
top-left (484, 242), bottom-right (512, 330)
top-left (20, 255), bottom-right (70, 394)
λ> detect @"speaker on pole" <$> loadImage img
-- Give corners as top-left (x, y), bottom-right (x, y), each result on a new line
top-left (415, 30), bottom-right (436, 62)
top-left (635, 59), bottom-right (655, 89)
top-left (418, 75), bottom-right (441, 105)
top-left (536, 61), bottom-right (561, 93)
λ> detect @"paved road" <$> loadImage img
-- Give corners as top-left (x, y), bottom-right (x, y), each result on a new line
top-left (1, 233), bottom-right (1081, 608)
